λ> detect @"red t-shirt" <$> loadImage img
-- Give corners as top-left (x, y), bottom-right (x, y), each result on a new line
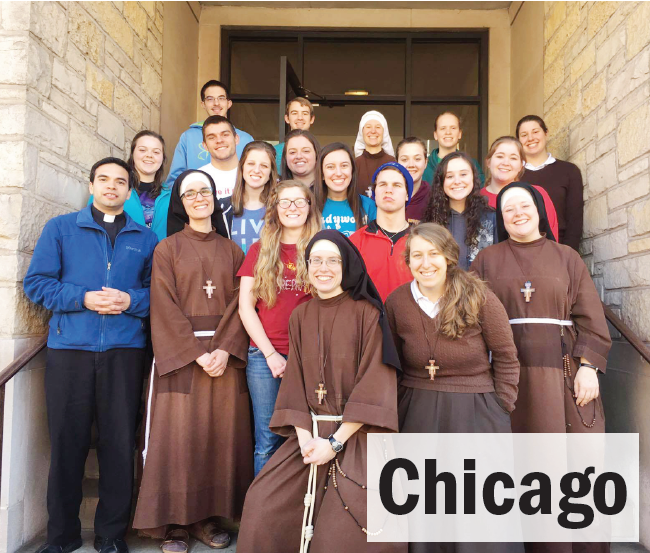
top-left (480, 185), bottom-right (560, 242)
top-left (237, 241), bottom-right (312, 355)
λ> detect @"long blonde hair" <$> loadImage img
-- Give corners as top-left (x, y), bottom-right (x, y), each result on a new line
top-left (252, 180), bottom-right (321, 307)
top-left (484, 136), bottom-right (526, 184)
top-left (404, 223), bottom-right (487, 339)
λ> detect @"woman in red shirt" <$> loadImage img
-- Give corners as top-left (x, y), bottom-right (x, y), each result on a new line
top-left (480, 136), bottom-right (559, 241)
top-left (238, 180), bottom-right (321, 475)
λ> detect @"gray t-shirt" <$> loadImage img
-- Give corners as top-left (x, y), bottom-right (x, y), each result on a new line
top-left (231, 206), bottom-right (266, 254)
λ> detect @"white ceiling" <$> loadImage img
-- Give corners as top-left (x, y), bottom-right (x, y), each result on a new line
top-left (200, 1), bottom-right (512, 10)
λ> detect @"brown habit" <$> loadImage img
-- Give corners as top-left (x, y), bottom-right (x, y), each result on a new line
top-left (237, 292), bottom-right (406, 553)
top-left (133, 225), bottom-right (253, 535)
top-left (471, 237), bottom-right (612, 553)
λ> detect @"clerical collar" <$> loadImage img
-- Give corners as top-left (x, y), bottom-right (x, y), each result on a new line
top-left (91, 204), bottom-right (125, 226)
top-left (524, 153), bottom-right (556, 171)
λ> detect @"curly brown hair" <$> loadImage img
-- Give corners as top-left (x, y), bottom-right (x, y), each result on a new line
top-left (422, 151), bottom-right (489, 249)
top-left (404, 223), bottom-right (487, 339)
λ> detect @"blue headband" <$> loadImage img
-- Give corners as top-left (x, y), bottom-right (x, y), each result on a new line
top-left (371, 162), bottom-right (414, 206)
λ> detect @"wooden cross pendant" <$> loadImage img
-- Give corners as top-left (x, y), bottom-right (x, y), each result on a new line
top-left (315, 382), bottom-right (327, 404)
top-left (203, 279), bottom-right (216, 299)
top-left (426, 359), bottom-right (439, 381)
top-left (520, 280), bottom-right (535, 303)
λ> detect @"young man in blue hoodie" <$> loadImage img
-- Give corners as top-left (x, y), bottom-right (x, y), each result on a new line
top-left (165, 79), bottom-right (254, 188)
top-left (24, 158), bottom-right (158, 553)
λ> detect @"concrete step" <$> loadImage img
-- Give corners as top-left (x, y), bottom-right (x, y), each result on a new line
top-left (85, 448), bottom-right (99, 480)
top-left (80, 478), bottom-right (99, 530)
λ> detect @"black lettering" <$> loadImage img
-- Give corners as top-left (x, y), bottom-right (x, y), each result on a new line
top-left (483, 472), bottom-right (515, 515)
top-left (379, 458), bottom-right (419, 515)
top-left (425, 459), bottom-right (457, 514)
top-left (464, 459), bottom-right (476, 515)
top-left (593, 472), bottom-right (627, 515)
top-left (558, 467), bottom-right (595, 529)
top-left (519, 472), bottom-right (552, 515)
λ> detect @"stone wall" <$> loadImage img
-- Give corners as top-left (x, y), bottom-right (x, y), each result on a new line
top-left (543, 1), bottom-right (650, 546)
top-left (0, 2), bottom-right (163, 550)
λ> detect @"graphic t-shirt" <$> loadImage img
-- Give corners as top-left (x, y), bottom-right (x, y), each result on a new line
top-left (138, 181), bottom-right (156, 228)
top-left (321, 195), bottom-right (377, 237)
top-left (231, 206), bottom-right (266, 254)
top-left (237, 241), bottom-right (312, 355)
top-left (198, 163), bottom-right (238, 199)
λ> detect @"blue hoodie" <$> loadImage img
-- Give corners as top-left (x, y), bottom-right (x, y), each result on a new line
top-left (24, 207), bottom-right (158, 352)
top-left (88, 186), bottom-right (171, 242)
top-left (164, 122), bottom-right (254, 189)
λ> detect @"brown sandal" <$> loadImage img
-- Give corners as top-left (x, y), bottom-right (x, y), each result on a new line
top-left (161, 528), bottom-right (189, 553)
top-left (188, 520), bottom-right (230, 549)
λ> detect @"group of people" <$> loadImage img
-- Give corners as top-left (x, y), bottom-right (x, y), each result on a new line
top-left (24, 78), bottom-right (610, 553)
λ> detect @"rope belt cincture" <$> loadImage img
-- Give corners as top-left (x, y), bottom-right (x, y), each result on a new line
top-left (300, 412), bottom-right (343, 553)
top-left (509, 318), bottom-right (573, 326)
top-left (142, 330), bottom-right (215, 465)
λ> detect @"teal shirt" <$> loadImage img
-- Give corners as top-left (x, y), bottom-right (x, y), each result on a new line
top-left (274, 143), bottom-right (284, 169)
top-left (88, 186), bottom-right (171, 241)
top-left (321, 195), bottom-right (377, 237)
top-left (422, 148), bottom-right (485, 186)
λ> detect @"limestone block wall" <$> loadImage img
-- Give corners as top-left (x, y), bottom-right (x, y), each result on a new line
top-left (543, 1), bottom-right (650, 546)
top-left (0, 2), bottom-right (163, 551)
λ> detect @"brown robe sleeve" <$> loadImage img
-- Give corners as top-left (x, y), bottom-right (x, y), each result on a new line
top-left (384, 293), bottom-right (404, 364)
top-left (568, 251), bottom-right (611, 372)
top-left (479, 290), bottom-right (520, 413)
top-left (150, 239), bottom-right (208, 376)
top-left (469, 251), bottom-right (486, 280)
top-left (210, 242), bottom-right (249, 369)
top-left (342, 302), bottom-right (399, 433)
top-left (269, 309), bottom-right (313, 436)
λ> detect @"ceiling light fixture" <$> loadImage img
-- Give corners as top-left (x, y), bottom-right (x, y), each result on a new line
top-left (345, 89), bottom-right (369, 96)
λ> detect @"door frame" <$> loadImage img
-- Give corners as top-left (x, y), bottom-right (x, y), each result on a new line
top-left (220, 27), bottom-right (489, 157)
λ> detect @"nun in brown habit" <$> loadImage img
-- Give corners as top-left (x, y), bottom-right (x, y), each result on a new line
top-left (470, 182), bottom-right (612, 553)
top-left (237, 229), bottom-right (406, 553)
top-left (133, 170), bottom-right (253, 550)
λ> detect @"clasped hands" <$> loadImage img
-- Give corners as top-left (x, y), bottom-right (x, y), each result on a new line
top-left (299, 433), bottom-right (337, 466)
top-left (196, 349), bottom-right (230, 378)
top-left (84, 287), bottom-right (131, 315)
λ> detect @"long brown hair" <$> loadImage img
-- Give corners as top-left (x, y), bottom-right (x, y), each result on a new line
top-left (252, 180), bottom-right (321, 307)
top-left (404, 223), bottom-right (486, 339)
top-left (314, 142), bottom-right (367, 230)
top-left (231, 141), bottom-right (278, 217)
top-left (484, 136), bottom-right (526, 184)
top-left (423, 151), bottom-right (489, 248)
top-left (280, 129), bottom-right (321, 181)
top-left (128, 130), bottom-right (167, 198)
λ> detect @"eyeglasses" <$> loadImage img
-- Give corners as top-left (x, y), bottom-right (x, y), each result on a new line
top-left (276, 198), bottom-right (310, 209)
top-left (204, 96), bottom-right (228, 104)
top-left (308, 257), bottom-right (342, 267)
top-left (181, 188), bottom-right (213, 201)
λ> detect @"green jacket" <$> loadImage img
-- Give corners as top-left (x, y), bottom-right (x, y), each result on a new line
top-left (422, 148), bottom-right (485, 186)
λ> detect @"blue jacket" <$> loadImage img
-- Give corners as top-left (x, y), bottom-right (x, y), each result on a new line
top-left (23, 207), bottom-right (158, 352)
top-left (164, 122), bottom-right (254, 189)
top-left (88, 186), bottom-right (171, 242)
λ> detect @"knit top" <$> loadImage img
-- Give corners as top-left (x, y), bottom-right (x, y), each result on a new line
top-left (385, 282), bottom-right (520, 412)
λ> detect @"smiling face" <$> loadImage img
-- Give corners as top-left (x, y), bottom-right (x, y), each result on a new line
top-left (277, 186), bottom-right (310, 229)
top-left (443, 157), bottom-right (474, 205)
top-left (203, 122), bottom-right (239, 162)
top-left (489, 141), bottom-right (524, 187)
top-left (362, 119), bottom-right (384, 148)
top-left (243, 149), bottom-right (272, 190)
top-left (398, 143), bottom-right (427, 185)
top-left (308, 250), bottom-right (343, 298)
top-left (502, 191), bottom-right (542, 242)
top-left (518, 120), bottom-right (548, 158)
top-left (286, 136), bottom-right (317, 178)
top-left (181, 180), bottom-right (215, 222)
top-left (434, 113), bottom-right (462, 151)
top-left (201, 85), bottom-right (232, 118)
top-left (285, 101), bottom-right (314, 131)
top-left (132, 135), bottom-right (164, 180)
top-left (89, 163), bottom-right (131, 214)
top-left (322, 149), bottom-right (353, 199)
top-left (408, 235), bottom-right (448, 294)
top-left (374, 168), bottom-right (408, 213)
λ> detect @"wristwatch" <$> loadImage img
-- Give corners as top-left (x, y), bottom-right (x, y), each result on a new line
top-left (328, 434), bottom-right (344, 453)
